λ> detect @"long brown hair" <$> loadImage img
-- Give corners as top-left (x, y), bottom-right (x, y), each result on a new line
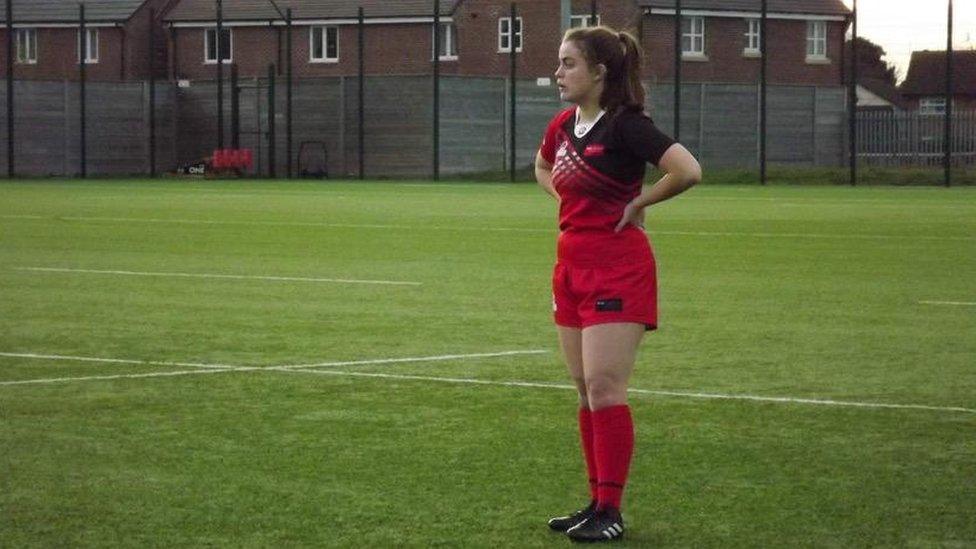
top-left (563, 26), bottom-right (645, 113)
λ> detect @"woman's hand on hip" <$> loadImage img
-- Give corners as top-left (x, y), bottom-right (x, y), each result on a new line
top-left (614, 200), bottom-right (645, 233)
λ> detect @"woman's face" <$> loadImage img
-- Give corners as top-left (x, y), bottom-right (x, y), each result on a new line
top-left (555, 40), bottom-right (602, 105)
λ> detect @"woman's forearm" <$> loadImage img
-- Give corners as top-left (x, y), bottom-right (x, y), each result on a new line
top-left (536, 167), bottom-right (559, 200)
top-left (633, 170), bottom-right (699, 209)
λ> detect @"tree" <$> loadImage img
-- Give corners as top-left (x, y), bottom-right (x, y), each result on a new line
top-left (845, 36), bottom-right (899, 85)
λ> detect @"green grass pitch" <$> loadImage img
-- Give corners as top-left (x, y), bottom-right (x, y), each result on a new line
top-left (1, 179), bottom-right (974, 547)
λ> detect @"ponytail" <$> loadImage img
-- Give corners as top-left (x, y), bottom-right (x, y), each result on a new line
top-left (564, 26), bottom-right (646, 113)
top-left (617, 31), bottom-right (645, 112)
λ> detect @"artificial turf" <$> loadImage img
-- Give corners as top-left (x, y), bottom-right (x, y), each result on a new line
top-left (1, 179), bottom-right (974, 547)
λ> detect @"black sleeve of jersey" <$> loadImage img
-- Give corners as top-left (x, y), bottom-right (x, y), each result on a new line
top-left (615, 112), bottom-right (677, 167)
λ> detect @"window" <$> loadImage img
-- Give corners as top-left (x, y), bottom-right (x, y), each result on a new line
top-left (744, 18), bottom-right (761, 54)
top-left (806, 21), bottom-right (827, 59)
top-left (310, 26), bottom-right (338, 62)
top-left (570, 14), bottom-right (601, 28)
top-left (498, 17), bottom-right (522, 53)
top-left (205, 28), bottom-right (232, 63)
top-left (77, 28), bottom-right (98, 63)
top-left (15, 28), bottom-right (37, 64)
top-left (681, 16), bottom-right (705, 56)
top-left (919, 97), bottom-right (949, 116)
top-left (433, 22), bottom-right (458, 60)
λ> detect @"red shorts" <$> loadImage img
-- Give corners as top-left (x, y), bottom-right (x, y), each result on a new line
top-left (552, 258), bottom-right (658, 330)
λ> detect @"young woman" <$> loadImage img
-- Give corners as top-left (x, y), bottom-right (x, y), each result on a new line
top-left (535, 26), bottom-right (701, 542)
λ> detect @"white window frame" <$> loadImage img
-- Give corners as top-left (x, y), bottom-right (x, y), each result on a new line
top-left (806, 20), bottom-right (827, 60)
top-left (744, 18), bottom-right (761, 55)
top-left (681, 16), bottom-right (705, 58)
top-left (77, 28), bottom-right (98, 64)
top-left (919, 97), bottom-right (949, 116)
top-left (309, 26), bottom-right (339, 63)
top-left (204, 27), bottom-right (233, 64)
top-left (570, 14), bottom-right (601, 28)
top-left (15, 28), bottom-right (37, 64)
top-left (433, 22), bottom-right (458, 61)
top-left (498, 16), bottom-right (523, 53)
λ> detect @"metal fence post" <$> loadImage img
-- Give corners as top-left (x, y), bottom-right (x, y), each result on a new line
top-left (216, 0), bottom-right (223, 151)
top-left (5, 0), bottom-right (13, 177)
top-left (79, 3), bottom-right (87, 178)
top-left (231, 63), bottom-right (240, 149)
top-left (285, 7), bottom-right (292, 178)
top-left (267, 63), bottom-right (276, 178)
top-left (849, 0), bottom-right (857, 186)
top-left (358, 6), bottom-right (365, 180)
top-left (509, 3), bottom-right (518, 182)
top-left (674, 0), bottom-right (681, 140)
top-left (148, 8), bottom-right (156, 177)
top-left (760, 0), bottom-right (767, 184)
top-left (945, 0), bottom-right (953, 187)
top-left (433, 0), bottom-right (440, 181)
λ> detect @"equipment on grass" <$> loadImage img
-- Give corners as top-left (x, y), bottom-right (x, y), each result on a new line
top-left (213, 148), bottom-right (253, 171)
top-left (172, 148), bottom-right (254, 178)
top-left (175, 160), bottom-right (208, 177)
top-left (298, 141), bottom-right (328, 179)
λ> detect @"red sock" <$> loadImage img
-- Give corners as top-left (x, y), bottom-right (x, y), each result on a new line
top-left (592, 404), bottom-right (634, 511)
top-left (578, 407), bottom-right (598, 501)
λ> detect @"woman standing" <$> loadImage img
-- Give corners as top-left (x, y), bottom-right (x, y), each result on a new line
top-left (535, 26), bottom-right (701, 542)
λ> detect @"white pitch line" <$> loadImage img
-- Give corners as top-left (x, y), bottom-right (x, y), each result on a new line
top-left (918, 300), bottom-right (976, 307)
top-left (652, 230), bottom-right (975, 242)
top-left (281, 368), bottom-right (976, 415)
top-left (0, 350), bottom-right (547, 386)
top-left (4, 214), bottom-right (974, 241)
top-left (275, 350), bottom-right (550, 370)
top-left (0, 367), bottom-right (256, 386)
top-left (0, 352), bottom-right (240, 370)
top-left (2, 349), bottom-right (974, 415)
top-left (13, 267), bottom-right (421, 287)
top-left (636, 388), bottom-right (976, 414)
top-left (0, 214), bottom-right (551, 234)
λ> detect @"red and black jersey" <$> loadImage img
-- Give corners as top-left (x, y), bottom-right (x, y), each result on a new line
top-left (539, 107), bottom-right (676, 266)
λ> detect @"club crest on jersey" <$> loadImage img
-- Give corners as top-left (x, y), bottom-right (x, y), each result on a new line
top-left (584, 144), bottom-right (606, 157)
top-left (556, 142), bottom-right (569, 159)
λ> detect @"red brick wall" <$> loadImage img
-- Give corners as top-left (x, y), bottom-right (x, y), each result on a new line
top-left (170, 23), bottom-right (466, 81)
top-left (643, 15), bottom-right (846, 86)
top-left (0, 27), bottom-right (125, 81)
top-left (451, 0), bottom-right (643, 78)
top-left (166, 0), bottom-right (645, 81)
top-left (0, 0), bottom-right (172, 82)
top-left (124, 0), bottom-right (173, 80)
top-left (0, 0), bottom-right (847, 86)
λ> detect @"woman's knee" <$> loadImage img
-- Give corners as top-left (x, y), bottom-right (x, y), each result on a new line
top-left (573, 378), bottom-right (589, 407)
top-left (584, 374), bottom-right (627, 409)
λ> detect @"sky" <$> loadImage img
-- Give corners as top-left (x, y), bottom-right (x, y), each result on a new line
top-left (843, 0), bottom-right (976, 83)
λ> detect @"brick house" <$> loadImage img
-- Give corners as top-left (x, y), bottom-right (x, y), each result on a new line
top-left (639, 0), bottom-right (850, 86)
top-left (448, 0), bottom-right (643, 78)
top-left (162, 0), bottom-right (849, 85)
top-left (162, 0), bottom-right (642, 80)
top-left (0, 0), bottom-right (174, 81)
top-left (0, 0), bottom-right (855, 85)
top-left (900, 50), bottom-right (976, 113)
top-left (163, 0), bottom-right (463, 80)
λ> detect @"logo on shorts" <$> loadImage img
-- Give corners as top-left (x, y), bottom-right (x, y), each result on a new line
top-left (595, 298), bottom-right (623, 312)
